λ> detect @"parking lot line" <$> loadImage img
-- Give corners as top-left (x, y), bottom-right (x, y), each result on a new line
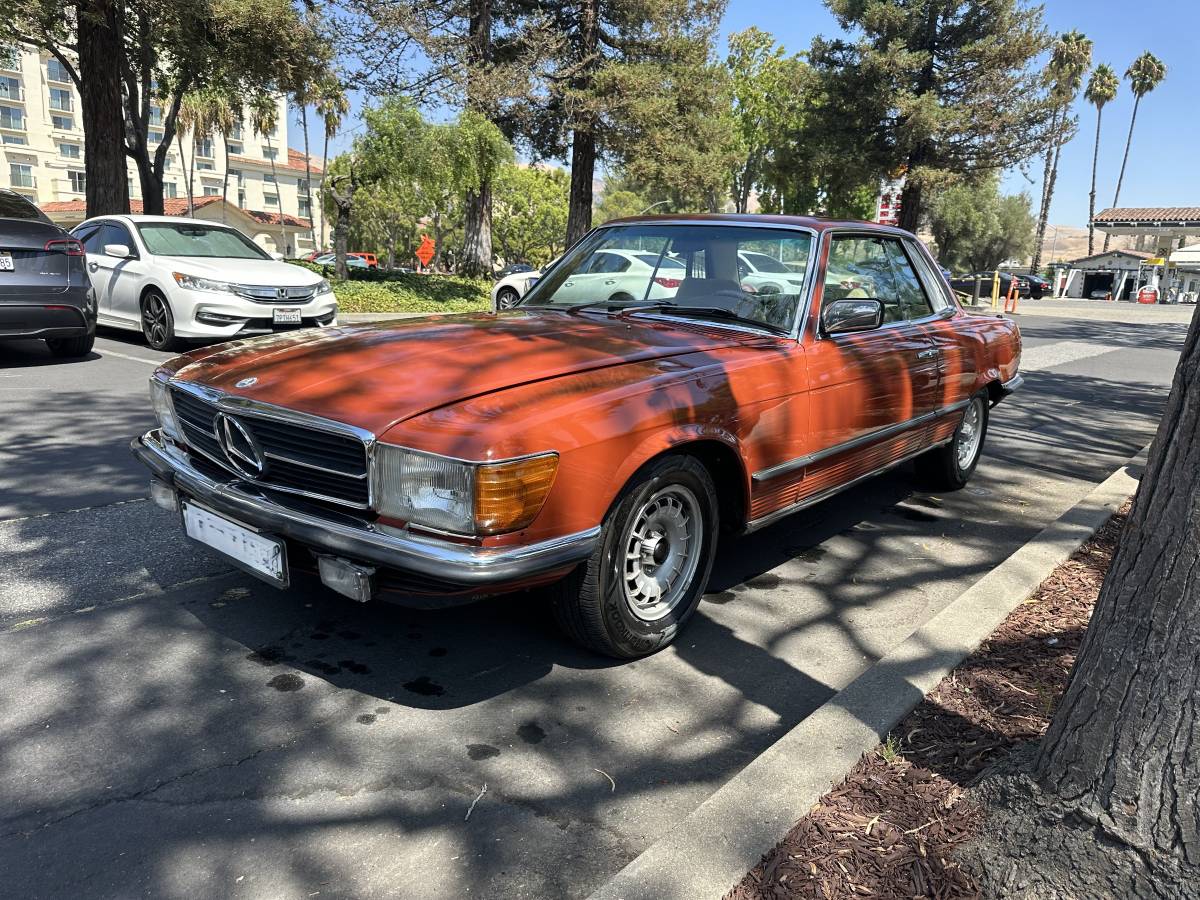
top-left (97, 347), bottom-right (161, 366)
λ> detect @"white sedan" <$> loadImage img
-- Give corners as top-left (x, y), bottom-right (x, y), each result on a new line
top-left (71, 215), bottom-right (337, 350)
top-left (492, 266), bottom-right (545, 310)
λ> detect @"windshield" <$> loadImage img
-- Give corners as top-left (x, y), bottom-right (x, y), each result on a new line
top-left (521, 224), bottom-right (814, 332)
top-left (136, 222), bottom-right (270, 259)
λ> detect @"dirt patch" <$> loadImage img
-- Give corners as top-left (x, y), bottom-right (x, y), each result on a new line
top-left (726, 510), bottom-right (1127, 900)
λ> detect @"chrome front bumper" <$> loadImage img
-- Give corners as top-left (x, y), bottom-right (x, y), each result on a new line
top-left (132, 429), bottom-right (600, 588)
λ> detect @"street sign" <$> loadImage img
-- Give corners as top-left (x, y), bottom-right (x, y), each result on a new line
top-left (415, 235), bottom-right (435, 267)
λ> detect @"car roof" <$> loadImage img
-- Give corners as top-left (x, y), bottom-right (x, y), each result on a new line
top-left (600, 212), bottom-right (913, 237)
top-left (79, 214), bottom-right (239, 227)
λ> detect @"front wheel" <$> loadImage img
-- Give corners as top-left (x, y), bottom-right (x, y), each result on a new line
top-left (549, 455), bottom-right (719, 658)
top-left (495, 287), bottom-right (521, 310)
top-left (141, 290), bottom-right (181, 352)
top-left (916, 392), bottom-right (989, 490)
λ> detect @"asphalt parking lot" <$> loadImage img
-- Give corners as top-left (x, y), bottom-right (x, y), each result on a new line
top-left (0, 304), bottom-right (1193, 899)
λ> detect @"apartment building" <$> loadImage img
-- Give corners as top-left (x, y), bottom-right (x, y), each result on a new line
top-left (0, 45), bottom-right (328, 255)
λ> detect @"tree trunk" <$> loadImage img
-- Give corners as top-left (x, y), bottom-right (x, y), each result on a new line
top-left (1104, 96), bottom-right (1141, 253)
top-left (221, 137), bottom-right (229, 223)
top-left (328, 173), bottom-right (355, 281)
top-left (176, 130), bottom-right (192, 216)
top-left (566, 125), bottom-right (597, 247)
top-left (265, 135), bottom-right (286, 254)
top-left (1030, 107), bottom-right (1060, 272)
top-left (1087, 106), bottom-right (1103, 257)
top-left (76, 0), bottom-right (129, 215)
top-left (459, 0), bottom-right (494, 278)
top-left (897, 177), bottom-right (923, 234)
top-left (1032, 133), bottom-right (1066, 273)
top-left (319, 132), bottom-right (329, 252)
top-left (1036, 307), bottom-right (1200, 867)
top-left (301, 104), bottom-right (316, 250)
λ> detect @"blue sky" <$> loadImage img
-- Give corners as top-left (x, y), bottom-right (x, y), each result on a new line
top-left (296, 0), bottom-right (1194, 228)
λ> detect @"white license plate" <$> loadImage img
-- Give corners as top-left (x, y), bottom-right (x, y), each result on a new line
top-left (182, 501), bottom-right (287, 585)
top-left (0, 253), bottom-right (13, 271)
top-left (273, 307), bottom-right (302, 324)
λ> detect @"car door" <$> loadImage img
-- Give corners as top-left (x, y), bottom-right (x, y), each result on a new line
top-left (801, 232), bottom-right (940, 475)
top-left (96, 220), bottom-right (146, 323)
top-left (75, 222), bottom-right (117, 321)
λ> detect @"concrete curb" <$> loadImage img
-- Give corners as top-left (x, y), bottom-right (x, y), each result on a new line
top-left (589, 446), bottom-right (1149, 900)
top-left (340, 312), bottom-right (429, 322)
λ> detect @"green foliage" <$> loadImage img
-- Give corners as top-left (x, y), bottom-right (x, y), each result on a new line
top-left (492, 165), bottom-right (569, 267)
top-left (287, 262), bottom-right (490, 314)
top-left (594, 182), bottom-right (656, 224)
top-left (815, 0), bottom-right (1058, 227)
top-left (1086, 64), bottom-right (1120, 111)
top-left (928, 177), bottom-right (1035, 273)
top-left (1126, 51), bottom-right (1167, 99)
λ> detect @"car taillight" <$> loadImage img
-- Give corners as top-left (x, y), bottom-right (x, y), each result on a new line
top-left (653, 277), bottom-right (682, 289)
top-left (45, 238), bottom-right (85, 256)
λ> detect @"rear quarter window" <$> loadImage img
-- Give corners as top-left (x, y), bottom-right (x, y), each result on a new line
top-left (0, 191), bottom-right (51, 223)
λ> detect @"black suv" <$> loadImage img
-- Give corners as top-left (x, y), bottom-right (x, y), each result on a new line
top-left (0, 189), bottom-right (96, 357)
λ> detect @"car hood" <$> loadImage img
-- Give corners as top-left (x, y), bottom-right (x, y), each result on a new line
top-left (158, 256), bottom-right (323, 287)
top-left (169, 310), bottom-right (756, 436)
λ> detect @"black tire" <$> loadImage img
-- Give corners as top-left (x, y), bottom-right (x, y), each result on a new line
top-left (609, 291), bottom-right (636, 303)
top-left (916, 392), bottom-right (989, 490)
top-left (549, 454), bottom-right (719, 659)
top-left (141, 290), bottom-right (181, 352)
top-left (46, 331), bottom-right (95, 358)
top-left (496, 287), bottom-right (521, 310)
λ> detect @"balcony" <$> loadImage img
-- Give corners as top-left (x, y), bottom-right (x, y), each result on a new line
top-left (0, 54), bottom-right (19, 74)
top-left (0, 83), bottom-right (24, 104)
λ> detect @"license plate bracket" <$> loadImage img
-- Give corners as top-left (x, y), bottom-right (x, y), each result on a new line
top-left (0, 253), bottom-right (13, 272)
top-left (273, 307), bottom-right (302, 325)
top-left (181, 499), bottom-right (288, 587)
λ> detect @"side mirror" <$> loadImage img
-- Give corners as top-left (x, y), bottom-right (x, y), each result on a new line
top-left (822, 298), bottom-right (884, 334)
top-left (103, 243), bottom-right (132, 259)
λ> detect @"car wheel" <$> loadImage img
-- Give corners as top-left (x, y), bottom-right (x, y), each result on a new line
top-left (496, 287), bottom-right (521, 310)
top-left (141, 290), bottom-right (181, 352)
top-left (609, 292), bottom-right (636, 303)
top-left (549, 454), bottom-right (719, 659)
top-left (916, 392), bottom-right (989, 490)
top-left (46, 331), bottom-right (95, 358)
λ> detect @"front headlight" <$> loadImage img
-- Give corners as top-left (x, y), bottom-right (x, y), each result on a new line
top-left (316, 278), bottom-right (333, 296)
top-left (173, 271), bottom-right (235, 293)
top-left (372, 445), bottom-right (559, 536)
top-left (148, 377), bottom-right (182, 440)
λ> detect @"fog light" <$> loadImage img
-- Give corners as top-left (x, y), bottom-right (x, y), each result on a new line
top-left (149, 479), bottom-right (179, 513)
top-left (318, 555), bottom-right (375, 603)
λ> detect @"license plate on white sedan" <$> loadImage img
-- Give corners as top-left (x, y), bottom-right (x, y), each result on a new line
top-left (182, 500), bottom-right (287, 586)
top-left (273, 307), bottom-right (302, 324)
top-left (0, 253), bottom-right (13, 271)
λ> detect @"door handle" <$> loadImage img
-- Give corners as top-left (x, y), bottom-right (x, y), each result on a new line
top-left (604, 279), bottom-right (616, 285)
top-left (88, 262), bottom-right (99, 273)
top-left (916, 348), bottom-right (938, 359)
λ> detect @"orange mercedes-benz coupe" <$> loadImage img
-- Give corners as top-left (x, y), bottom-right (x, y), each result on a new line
top-left (134, 216), bottom-right (1022, 658)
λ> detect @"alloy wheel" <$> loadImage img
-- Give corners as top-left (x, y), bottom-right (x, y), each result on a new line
top-left (142, 294), bottom-right (170, 347)
top-left (956, 396), bottom-right (985, 471)
top-left (620, 484), bottom-right (704, 622)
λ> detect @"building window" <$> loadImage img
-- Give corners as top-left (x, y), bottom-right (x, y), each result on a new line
top-left (262, 146), bottom-right (276, 160)
top-left (263, 173), bottom-right (276, 184)
top-left (0, 76), bottom-right (20, 102)
top-left (202, 185), bottom-right (220, 196)
top-left (196, 161), bottom-right (214, 171)
top-left (68, 169), bottom-right (85, 193)
top-left (0, 104), bottom-right (24, 130)
top-left (49, 87), bottom-right (72, 112)
top-left (298, 178), bottom-right (310, 192)
top-left (229, 123), bottom-right (243, 140)
top-left (237, 189), bottom-right (246, 207)
top-left (2, 134), bottom-right (26, 145)
top-left (46, 59), bottom-right (71, 83)
top-left (194, 137), bottom-right (213, 158)
top-left (226, 141), bottom-right (242, 155)
top-left (148, 130), bottom-right (163, 144)
top-left (164, 182), bottom-right (178, 198)
top-left (298, 198), bottom-right (311, 218)
top-left (58, 142), bottom-right (81, 159)
top-left (264, 193), bottom-right (278, 207)
top-left (9, 163), bottom-right (34, 188)
top-left (228, 168), bottom-right (242, 184)
top-left (149, 105), bottom-right (163, 127)
top-left (51, 114), bottom-right (72, 130)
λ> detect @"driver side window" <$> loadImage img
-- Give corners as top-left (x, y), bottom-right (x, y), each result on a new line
top-left (825, 236), bottom-right (903, 323)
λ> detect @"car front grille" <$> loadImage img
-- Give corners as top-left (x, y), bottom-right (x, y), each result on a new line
top-left (170, 387), bottom-right (370, 509)
top-left (233, 284), bottom-right (318, 304)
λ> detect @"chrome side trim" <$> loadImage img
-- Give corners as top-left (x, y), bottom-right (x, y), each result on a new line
top-left (999, 373), bottom-right (1024, 394)
top-left (751, 399), bottom-right (970, 483)
top-left (133, 430), bottom-right (600, 586)
top-left (744, 435), bottom-right (954, 533)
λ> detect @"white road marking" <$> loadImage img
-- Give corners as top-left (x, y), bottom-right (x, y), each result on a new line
top-left (97, 347), bottom-right (162, 365)
top-left (1019, 341), bottom-right (1118, 372)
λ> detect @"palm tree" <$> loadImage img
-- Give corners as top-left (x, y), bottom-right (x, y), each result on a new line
top-left (250, 93), bottom-right (288, 255)
top-left (1031, 31), bottom-right (1092, 274)
top-left (175, 93), bottom-right (206, 217)
top-left (1084, 64), bottom-right (1119, 256)
top-left (314, 78), bottom-right (348, 254)
top-left (205, 91), bottom-right (237, 224)
top-left (1103, 52), bottom-right (1167, 251)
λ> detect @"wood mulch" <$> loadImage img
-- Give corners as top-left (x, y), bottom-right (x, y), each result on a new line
top-left (726, 508), bottom-right (1128, 900)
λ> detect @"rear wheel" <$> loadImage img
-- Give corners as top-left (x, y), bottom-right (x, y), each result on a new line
top-left (916, 392), bottom-right (988, 490)
top-left (549, 454), bottom-right (719, 658)
top-left (46, 331), bottom-right (95, 358)
top-left (141, 290), bottom-right (181, 352)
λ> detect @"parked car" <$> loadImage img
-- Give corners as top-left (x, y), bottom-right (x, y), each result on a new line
top-left (0, 189), bottom-right (96, 358)
top-left (948, 271), bottom-right (1026, 299)
top-left (496, 262), bottom-right (535, 279)
top-left (313, 253), bottom-right (369, 269)
top-left (736, 250), bottom-right (808, 294)
top-left (492, 262), bottom-right (550, 309)
top-left (348, 252), bottom-right (379, 269)
top-left (134, 216), bottom-right (1021, 659)
top-left (1018, 273), bottom-right (1051, 299)
top-left (71, 215), bottom-right (337, 351)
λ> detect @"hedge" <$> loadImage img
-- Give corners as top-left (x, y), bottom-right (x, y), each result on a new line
top-left (287, 260), bottom-right (491, 314)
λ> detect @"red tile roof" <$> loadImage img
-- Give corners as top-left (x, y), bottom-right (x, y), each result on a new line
top-left (227, 149), bottom-right (323, 175)
top-left (40, 196), bottom-right (311, 228)
top-left (1093, 207), bottom-right (1200, 224)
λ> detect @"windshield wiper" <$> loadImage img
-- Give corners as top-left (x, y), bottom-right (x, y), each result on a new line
top-left (618, 303), bottom-right (788, 335)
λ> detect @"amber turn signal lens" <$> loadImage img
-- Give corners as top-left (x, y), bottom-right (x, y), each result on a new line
top-left (474, 454), bottom-right (559, 535)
